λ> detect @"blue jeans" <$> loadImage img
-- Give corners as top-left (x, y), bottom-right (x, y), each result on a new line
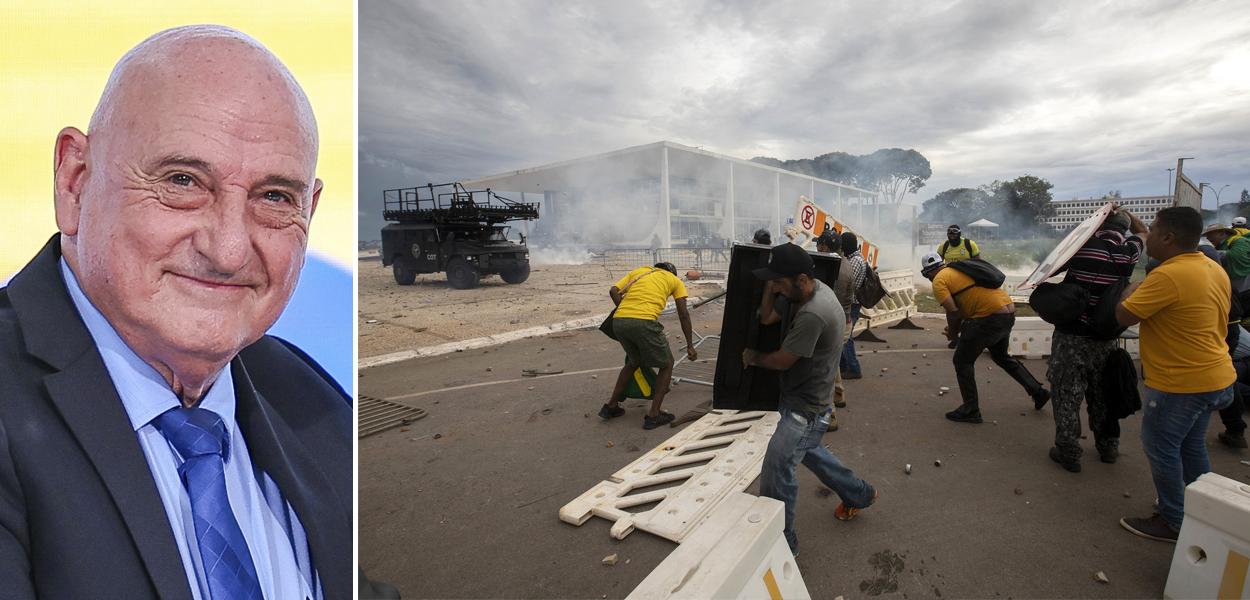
top-left (840, 305), bottom-right (862, 376)
top-left (1140, 385), bottom-right (1234, 529)
top-left (759, 406), bottom-right (875, 554)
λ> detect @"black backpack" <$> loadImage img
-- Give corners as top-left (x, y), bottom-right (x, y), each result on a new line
top-left (1088, 277), bottom-right (1130, 340)
top-left (1029, 282), bottom-right (1090, 326)
top-left (857, 267), bottom-right (887, 308)
top-left (1099, 347), bottom-right (1141, 420)
top-left (947, 257), bottom-right (1006, 292)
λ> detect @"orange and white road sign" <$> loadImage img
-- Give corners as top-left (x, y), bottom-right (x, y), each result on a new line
top-left (793, 196), bottom-right (879, 268)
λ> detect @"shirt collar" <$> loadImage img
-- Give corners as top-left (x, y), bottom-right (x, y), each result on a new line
top-left (59, 259), bottom-right (237, 449)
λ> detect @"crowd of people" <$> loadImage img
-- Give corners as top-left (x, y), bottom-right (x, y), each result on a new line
top-left (596, 207), bottom-right (1248, 555)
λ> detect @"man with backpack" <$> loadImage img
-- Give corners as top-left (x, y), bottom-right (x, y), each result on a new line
top-left (838, 231), bottom-right (869, 381)
top-left (921, 252), bottom-right (1050, 423)
top-left (1045, 209), bottom-right (1147, 472)
top-left (938, 224), bottom-right (981, 263)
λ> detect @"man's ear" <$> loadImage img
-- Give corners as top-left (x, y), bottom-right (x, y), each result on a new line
top-left (308, 177), bottom-right (323, 220)
top-left (53, 127), bottom-right (90, 236)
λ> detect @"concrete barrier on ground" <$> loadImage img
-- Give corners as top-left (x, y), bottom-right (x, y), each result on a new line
top-left (1164, 472), bottom-right (1250, 599)
top-left (627, 492), bottom-right (810, 600)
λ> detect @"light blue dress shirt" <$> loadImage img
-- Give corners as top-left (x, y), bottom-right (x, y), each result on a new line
top-left (61, 260), bottom-right (321, 600)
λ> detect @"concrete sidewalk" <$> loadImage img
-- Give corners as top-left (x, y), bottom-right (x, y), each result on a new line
top-left (358, 311), bottom-right (1250, 599)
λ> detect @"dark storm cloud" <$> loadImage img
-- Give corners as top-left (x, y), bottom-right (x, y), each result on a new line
top-left (359, 0), bottom-right (1250, 240)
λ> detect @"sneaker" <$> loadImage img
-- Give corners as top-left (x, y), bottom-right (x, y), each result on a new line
top-left (1218, 431), bottom-right (1248, 449)
top-left (1049, 446), bottom-right (1081, 473)
top-left (947, 338), bottom-right (959, 349)
top-left (826, 414), bottom-right (839, 433)
top-left (598, 404), bottom-right (625, 419)
top-left (1098, 447), bottom-right (1119, 464)
top-left (835, 488), bottom-right (879, 521)
top-left (833, 398), bottom-right (847, 408)
top-left (945, 405), bottom-right (982, 424)
top-left (643, 411), bottom-right (675, 430)
top-left (1032, 389), bottom-right (1051, 411)
top-left (1120, 513), bottom-right (1178, 543)
top-left (841, 371), bottom-right (862, 380)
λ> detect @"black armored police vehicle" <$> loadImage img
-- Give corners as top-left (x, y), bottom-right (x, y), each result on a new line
top-left (381, 182), bottom-right (540, 289)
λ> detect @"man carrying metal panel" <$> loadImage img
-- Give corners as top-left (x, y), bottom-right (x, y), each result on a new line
top-left (743, 243), bottom-right (877, 556)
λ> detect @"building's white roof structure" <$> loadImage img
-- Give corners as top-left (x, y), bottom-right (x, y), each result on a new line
top-left (967, 218), bottom-right (998, 228)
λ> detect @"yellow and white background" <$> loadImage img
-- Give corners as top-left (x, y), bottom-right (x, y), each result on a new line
top-left (0, 1), bottom-right (355, 391)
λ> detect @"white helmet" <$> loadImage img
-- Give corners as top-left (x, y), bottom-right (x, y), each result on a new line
top-left (1234, 216), bottom-right (1247, 227)
top-left (920, 251), bottom-right (944, 273)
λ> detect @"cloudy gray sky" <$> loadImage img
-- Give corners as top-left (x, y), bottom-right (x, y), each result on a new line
top-left (359, 0), bottom-right (1250, 240)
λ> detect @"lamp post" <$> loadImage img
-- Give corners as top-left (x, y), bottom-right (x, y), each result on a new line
top-left (1201, 183), bottom-right (1230, 208)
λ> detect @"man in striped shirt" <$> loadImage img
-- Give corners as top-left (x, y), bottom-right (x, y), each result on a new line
top-left (1046, 208), bottom-right (1147, 472)
top-left (838, 231), bottom-right (869, 380)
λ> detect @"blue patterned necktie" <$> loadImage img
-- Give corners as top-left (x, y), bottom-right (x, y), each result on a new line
top-left (155, 406), bottom-right (263, 600)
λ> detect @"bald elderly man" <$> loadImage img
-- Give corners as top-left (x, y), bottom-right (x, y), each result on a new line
top-left (0, 27), bottom-right (351, 599)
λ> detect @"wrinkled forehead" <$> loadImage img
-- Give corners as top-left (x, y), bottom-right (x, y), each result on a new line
top-left (91, 30), bottom-right (319, 172)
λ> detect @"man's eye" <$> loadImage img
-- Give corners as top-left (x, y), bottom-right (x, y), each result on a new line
top-left (170, 173), bottom-right (195, 187)
top-left (263, 191), bottom-right (292, 204)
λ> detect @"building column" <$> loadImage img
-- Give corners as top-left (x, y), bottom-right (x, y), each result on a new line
top-left (727, 162), bottom-right (736, 241)
top-left (660, 146), bottom-right (672, 247)
top-left (774, 173), bottom-right (782, 238)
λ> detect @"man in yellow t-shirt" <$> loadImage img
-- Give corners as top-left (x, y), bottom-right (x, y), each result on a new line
top-left (921, 252), bottom-right (1049, 424)
top-left (600, 262), bottom-right (697, 429)
top-left (1114, 206), bottom-right (1236, 544)
top-left (937, 224), bottom-right (981, 263)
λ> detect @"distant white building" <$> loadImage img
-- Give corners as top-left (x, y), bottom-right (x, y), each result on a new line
top-left (1046, 195), bottom-right (1173, 232)
top-left (462, 141), bottom-right (886, 248)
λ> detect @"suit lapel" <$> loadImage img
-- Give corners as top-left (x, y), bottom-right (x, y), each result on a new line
top-left (233, 359), bottom-right (351, 600)
top-left (12, 235), bottom-right (192, 600)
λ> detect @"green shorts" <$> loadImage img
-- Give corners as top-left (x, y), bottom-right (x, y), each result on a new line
top-left (613, 318), bottom-right (673, 368)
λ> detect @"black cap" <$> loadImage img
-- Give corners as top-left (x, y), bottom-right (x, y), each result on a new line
top-left (753, 243), bottom-right (814, 280)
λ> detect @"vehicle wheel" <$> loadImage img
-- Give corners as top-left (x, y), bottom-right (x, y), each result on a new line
top-left (446, 257), bottom-right (480, 289)
top-left (393, 261), bottom-right (416, 285)
top-left (500, 263), bottom-right (530, 284)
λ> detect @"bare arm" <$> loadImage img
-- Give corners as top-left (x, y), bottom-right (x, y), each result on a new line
top-left (609, 286), bottom-right (623, 306)
top-left (1115, 281), bottom-right (1143, 327)
top-left (743, 348), bottom-right (801, 371)
top-left (758, 280), bottom-right (782, 325)
top-left (675, 298), bottom-right (697, 360)
top-left (940, 296), bottom-right (963, 340)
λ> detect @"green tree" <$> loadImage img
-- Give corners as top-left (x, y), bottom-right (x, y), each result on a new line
top-left (750, 148), bottom-right (931, 203)
top-left (920, 187), bottom-right (990, 225)
top-left (985, 175), bottom-right (1055, 235)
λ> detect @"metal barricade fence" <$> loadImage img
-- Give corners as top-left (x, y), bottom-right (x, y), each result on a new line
top-left (601, 247), bottom-right (732, 279)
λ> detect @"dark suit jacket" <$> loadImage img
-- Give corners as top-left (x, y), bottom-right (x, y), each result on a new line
top-left (0, 236), bottom-right (353, 599)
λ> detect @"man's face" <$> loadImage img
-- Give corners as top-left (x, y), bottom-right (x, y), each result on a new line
top-left (774, 274), bottom-right (804, 301)
top-left (947, 230), bottom-right (960, 242)
top-left (1145, 223), bottom-right (1168, 260)
top-left (1205, 231), bottom-right (1229, 248)
top-left (62, 51), bottom-right (321, 365)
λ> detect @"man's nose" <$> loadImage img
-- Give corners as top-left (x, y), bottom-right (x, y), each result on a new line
top-left (195, 192), bottom-right (253, 275)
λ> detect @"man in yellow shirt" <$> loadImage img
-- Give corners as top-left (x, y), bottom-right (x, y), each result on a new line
top-left (921, 252), bottom-right (1049, 423)
top-left (600, 262), bottom-right (697, 429)
top-left (937, 224), bottom-right (981, 263)
top-left (1115, 207), bottom-right (1236, 543)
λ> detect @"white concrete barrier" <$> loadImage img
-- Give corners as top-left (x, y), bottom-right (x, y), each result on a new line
top-left (627, 492), bottom-right (810, 600)
top-left (1164, 472), bottom-right (1250, 599)
top-left (1007, 316), bottom-right (1140, 360)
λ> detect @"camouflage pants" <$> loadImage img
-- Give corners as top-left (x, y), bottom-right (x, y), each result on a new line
top-left (1047, 332), bottom-right (1118, 461)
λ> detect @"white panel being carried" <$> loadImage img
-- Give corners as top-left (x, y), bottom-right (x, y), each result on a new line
top-left (559, 410), bottom-right (779, 542)
top-left (1165, 472), bottom-right (1250, 599)
top-left (627, 492), bottom-right (810, 600)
